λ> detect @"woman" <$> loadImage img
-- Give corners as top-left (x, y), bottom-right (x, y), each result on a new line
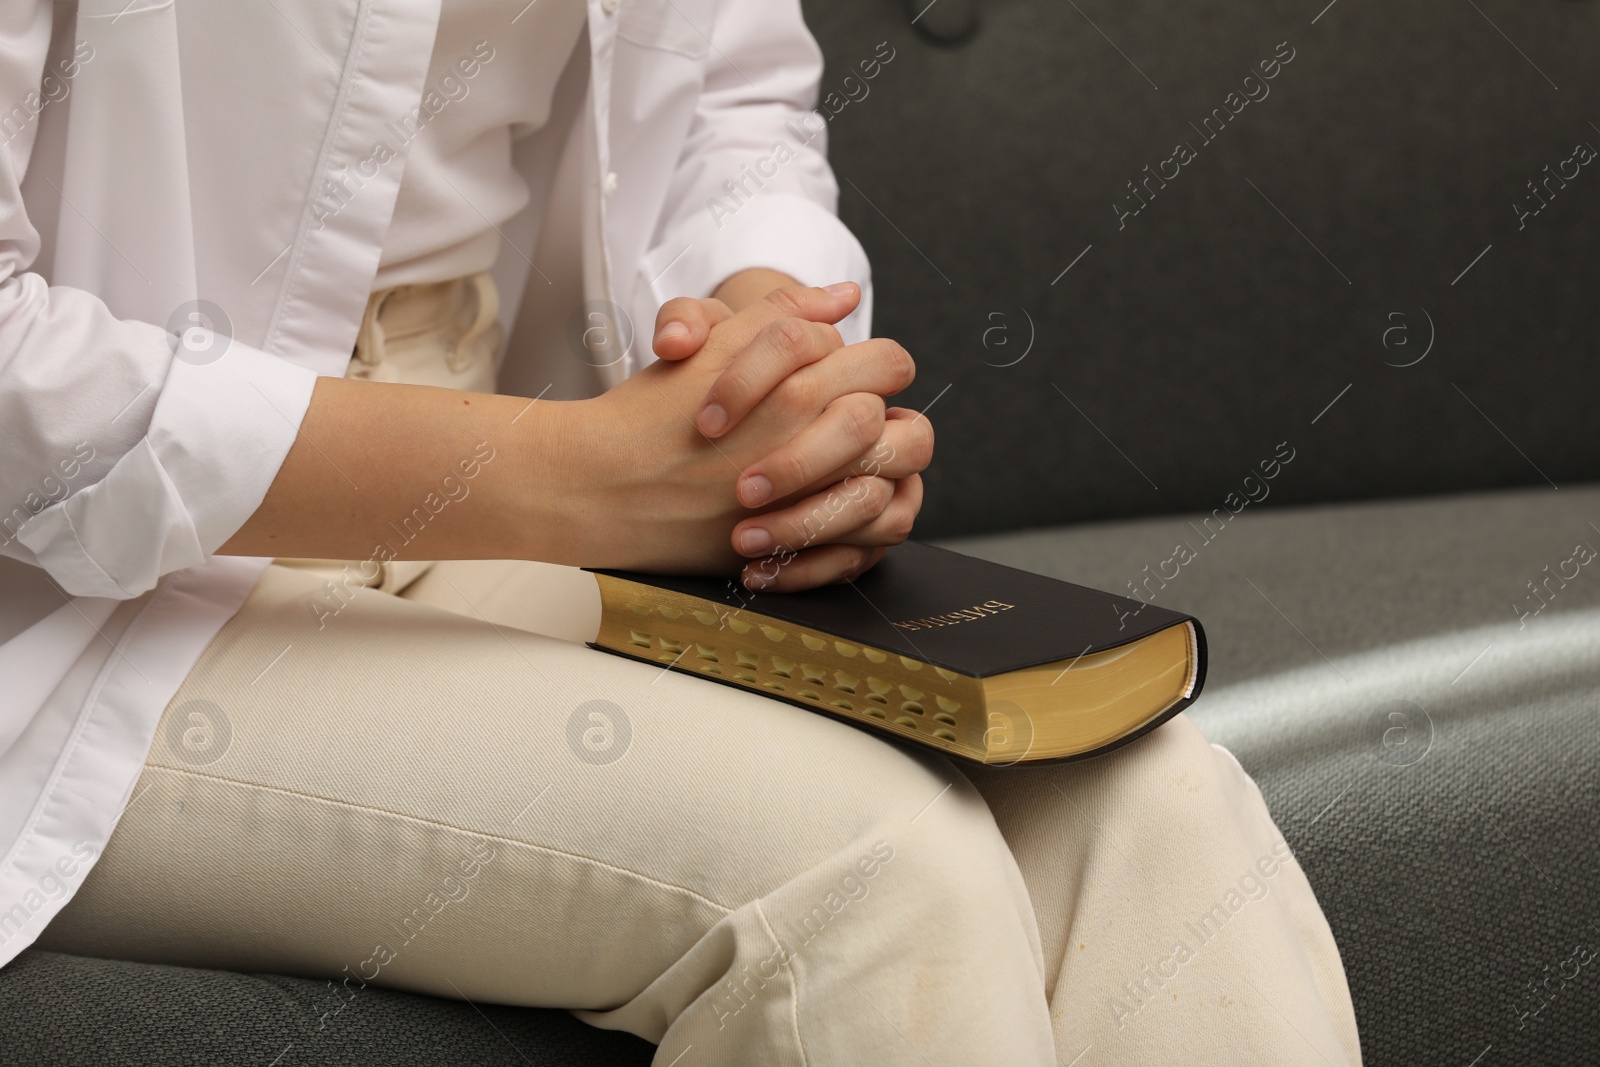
top-left (0, 0), bottom-right (1362, 1062)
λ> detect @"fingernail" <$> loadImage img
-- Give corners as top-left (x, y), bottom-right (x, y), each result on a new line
top-left (744, 570), bottom-right (773, 590)
top-left (698, 403), bottom-right (728, 436)
top-left (824, 282), bottom-right (856, 298)
top-left (655, 321), bottom-right (689, 345)
top-left (739, 474), bottom-right (772, 506)
top-left (738, 527), bottom-right (773, 555)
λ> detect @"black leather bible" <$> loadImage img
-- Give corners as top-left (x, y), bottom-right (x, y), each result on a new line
top-left (586, 541), bottom-right (1205, 765)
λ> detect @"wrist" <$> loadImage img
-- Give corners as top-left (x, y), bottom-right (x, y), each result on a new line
top-left (502, 393), bottom-right (596, 566)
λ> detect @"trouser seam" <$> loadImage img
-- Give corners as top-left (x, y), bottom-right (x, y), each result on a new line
top-left (137, 762), bottom-right (735, 915)
top-left (755, 898), bottom-right (811, 1067)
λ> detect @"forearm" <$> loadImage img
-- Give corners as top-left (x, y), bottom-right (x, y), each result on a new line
top-left (218, 375), bottom-right (575, 564)
top-left (219, 273), bottom-right (793, 568)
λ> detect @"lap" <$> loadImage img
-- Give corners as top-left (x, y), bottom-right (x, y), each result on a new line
top-left (396, 557), bottom-right (603, 646)
top-left (39, 561), bottom-right (997, 1005)
top-left (40, 559), bottom-right (1356, 1063)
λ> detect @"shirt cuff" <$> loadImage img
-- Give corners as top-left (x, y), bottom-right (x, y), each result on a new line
top-left (638, 192), bottom-right (875, 352)
top-left (18, 343), bottom-right (320, 598)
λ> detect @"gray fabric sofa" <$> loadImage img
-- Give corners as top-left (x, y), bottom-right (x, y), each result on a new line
top-left (6, 0), bottom-right (1597, 1064)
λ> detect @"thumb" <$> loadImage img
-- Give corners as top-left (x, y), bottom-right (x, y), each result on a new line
top-left (753, 281), bottom-right (862, 327)
top-left (652, 296), bottom-right (734, 360)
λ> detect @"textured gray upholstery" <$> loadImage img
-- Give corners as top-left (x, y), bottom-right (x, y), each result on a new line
top-left (800, 0), bottom-right (1600, 538)
top-left (0, 949), bottom-right (656, 1066)
top-left (7, 0), bottom-right (1596, 1063)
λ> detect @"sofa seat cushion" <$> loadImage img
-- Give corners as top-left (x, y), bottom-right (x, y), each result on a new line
top-left (0, 948), bottom-right (656, 1066)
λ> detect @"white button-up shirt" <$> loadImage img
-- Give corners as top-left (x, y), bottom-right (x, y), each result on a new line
top-left (0, 0), bottom-right (871, 965)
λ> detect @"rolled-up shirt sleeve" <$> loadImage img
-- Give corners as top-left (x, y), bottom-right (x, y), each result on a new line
top-left (0, 2), bottom-right (317, 600)
top-left (638, 0), bottom-right (874, 344)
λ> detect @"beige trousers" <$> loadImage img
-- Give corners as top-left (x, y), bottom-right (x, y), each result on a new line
top-left (40, 276), bottom-right (1362, 1066)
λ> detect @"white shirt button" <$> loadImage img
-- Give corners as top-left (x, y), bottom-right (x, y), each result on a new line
top-left (601, 0), bottom-right (620, 13)
top-left (602, 170), bottom-right (618, 198)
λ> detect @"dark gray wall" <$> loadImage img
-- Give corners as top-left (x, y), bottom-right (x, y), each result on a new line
top-left (802, 0), bottom-right (1600, 537)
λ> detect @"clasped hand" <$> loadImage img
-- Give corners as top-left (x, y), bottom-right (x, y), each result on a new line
top-left (571, 282), bottom-right (932, 592)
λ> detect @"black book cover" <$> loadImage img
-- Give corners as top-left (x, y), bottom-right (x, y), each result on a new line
top-left (589, 541), bottom-right (1206, 681)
